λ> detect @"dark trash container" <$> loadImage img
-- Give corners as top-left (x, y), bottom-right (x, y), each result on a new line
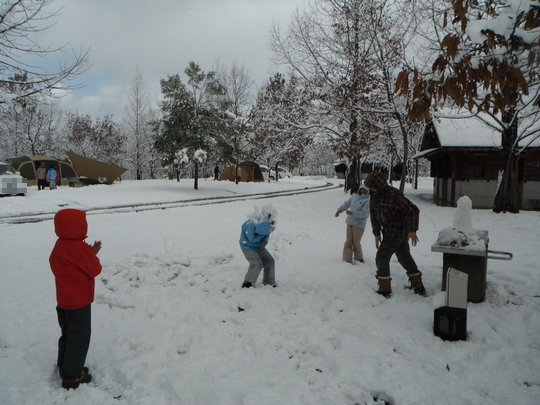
top-left (432, 232), bottom-right (512, 303)
top-left (434, 306), bottom-right (467, 341)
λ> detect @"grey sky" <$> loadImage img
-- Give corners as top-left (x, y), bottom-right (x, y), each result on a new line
top-left (41, 0), bottom-right (304, 119)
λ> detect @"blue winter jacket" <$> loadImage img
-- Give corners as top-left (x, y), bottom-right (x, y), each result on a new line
top-left (239, 216), bottom-right (275, 251)
top-left (337, 186), bottom-right (370, 229)
top-left (47, 168), bottom-right (57, 181)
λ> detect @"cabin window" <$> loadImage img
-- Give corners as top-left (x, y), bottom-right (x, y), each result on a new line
top-left (473, 164), bottom-right (484, 178)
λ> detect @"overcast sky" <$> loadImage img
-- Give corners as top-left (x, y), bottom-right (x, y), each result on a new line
top-left (40, 0), bottom-right (305, 120)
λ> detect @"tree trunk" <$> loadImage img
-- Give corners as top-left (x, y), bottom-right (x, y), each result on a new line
top-left (194, 161), bottom-right (199, 190)
top-left (346, 156), bottom-right (360, 194)
top-left (493, 110), bottom-right (519, 213)
top-left (493, 152), bottom-right (520, 213)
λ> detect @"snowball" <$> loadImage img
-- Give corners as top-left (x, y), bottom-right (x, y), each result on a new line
top-left (248, 203), bottom-right (278, 224)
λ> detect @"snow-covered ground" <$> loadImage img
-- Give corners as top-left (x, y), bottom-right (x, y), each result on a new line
top-left (1, 177), bottom-right (539, 405)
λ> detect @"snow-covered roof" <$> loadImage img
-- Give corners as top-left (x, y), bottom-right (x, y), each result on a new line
top-left (412, 147), bottom-right (440, 160)
top-left (431, 114), bottom-right (540, 148)
top-left (432, 117), bottom-right (501, 148)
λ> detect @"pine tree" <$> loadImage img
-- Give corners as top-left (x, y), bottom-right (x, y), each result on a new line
top-left (152, 63), bottom-right (235, 189)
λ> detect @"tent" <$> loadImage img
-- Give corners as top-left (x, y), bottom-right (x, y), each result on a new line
top-left (218, 161), bottom-right (264, 182)
top-left (66, 151), bottom-right (127, 185)
top-left (6, 155), bottom-right (78, 186)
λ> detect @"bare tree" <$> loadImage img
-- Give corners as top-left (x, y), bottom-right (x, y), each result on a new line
top-left (214, 59), bottom-right (254, 165)
top-left (270, 0), bottom-right (423, 192)
top-left (215, 59), bottom-right (254, 117)
top-left (396, 0), bottom-right (540, 212)
top-left (123, 67), bottom-right (155, 180)
top-left (0, 0), bottom-right (89, 108)
top-left (62, 112), bottom-right (126, 165)
top-left (0, 95), bottom-right (62, 157)
top-left (246, 73), bottom-right (312, 172)
top-left (300, 141), bottom-right (338, 176)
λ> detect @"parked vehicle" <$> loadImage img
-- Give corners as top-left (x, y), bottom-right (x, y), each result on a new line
top-left (259, 165), bottom-right (271, 181)
top-left (273, 167), bottom-right (292, 179)
top-left (0, 162), bottom-right (27, 196)
top-left (259, 165), bottom-right (292, 180)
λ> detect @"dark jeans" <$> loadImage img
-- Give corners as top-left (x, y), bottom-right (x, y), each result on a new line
top-left (56, 305), bottom-right (91, 379)
top-left (375, 233), bottom-right (420, 279)
top-left (38, 179), bottom-right (47, 190)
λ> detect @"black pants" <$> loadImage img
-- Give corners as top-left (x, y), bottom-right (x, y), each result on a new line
top-left (38, 179), bottom-right (47, 190)
top-left (56, 305), bottom-right (91, 379)
top-left (375, 233), bottom-right (420, 278)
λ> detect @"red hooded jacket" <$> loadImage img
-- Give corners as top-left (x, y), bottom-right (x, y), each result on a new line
top-left (49, 209), bottom-right (102, 310)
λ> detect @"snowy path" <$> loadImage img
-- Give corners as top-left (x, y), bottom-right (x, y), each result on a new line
top-left (1, 180), bottom-right (337, 224)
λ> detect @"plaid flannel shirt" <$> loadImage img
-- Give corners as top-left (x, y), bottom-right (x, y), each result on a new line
top-left (369, 185), bottom-right (420, 238)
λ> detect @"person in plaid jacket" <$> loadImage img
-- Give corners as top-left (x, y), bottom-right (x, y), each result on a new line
top-left (364, 171), bottom-right (425, 297)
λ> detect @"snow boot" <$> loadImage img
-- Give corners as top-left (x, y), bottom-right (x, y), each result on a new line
top-left (242, 281), bottom-right (254, 289)
top-left (62, 371), bottom-right (92, 390)
top-left (376, 277), bottom-right (392, 298)
top-left (408, 274), bottom-right (426, 296)
top-left (263, 283), bottom-right (277, 287)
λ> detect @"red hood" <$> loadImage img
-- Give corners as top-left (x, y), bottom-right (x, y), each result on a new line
top-left (54, 209), bottom-right (88, 240)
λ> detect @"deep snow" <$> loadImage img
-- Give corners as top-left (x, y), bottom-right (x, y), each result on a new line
top-left (1, 177), bottom-right (539, 405)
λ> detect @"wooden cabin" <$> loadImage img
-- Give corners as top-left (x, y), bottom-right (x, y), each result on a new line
top-left (414, 116), bottom-right (540, 210)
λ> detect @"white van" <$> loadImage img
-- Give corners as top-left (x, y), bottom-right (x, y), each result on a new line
top-left (0, 162), bottom-right (27, 196)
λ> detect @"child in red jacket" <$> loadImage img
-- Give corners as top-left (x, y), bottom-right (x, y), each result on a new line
top-left (49, 209), bottom-right (102, 389)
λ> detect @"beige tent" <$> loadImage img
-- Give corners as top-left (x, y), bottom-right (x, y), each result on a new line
top-left (66, 151), bottom-right (127, 185)
top-left (219, 161), bottom-right (264, 182)
top-left (7, 155), bottom-right (78, 186)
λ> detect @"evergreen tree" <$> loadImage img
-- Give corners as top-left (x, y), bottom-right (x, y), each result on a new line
top-left (153, 63), bottom-right (235, 189)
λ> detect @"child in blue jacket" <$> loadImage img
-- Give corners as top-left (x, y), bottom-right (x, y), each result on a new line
top-left (239, 204), bottom-right (277, 288)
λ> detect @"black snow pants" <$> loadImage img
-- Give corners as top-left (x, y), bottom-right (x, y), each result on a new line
top-left (56, 305), bottom-right (91, 379)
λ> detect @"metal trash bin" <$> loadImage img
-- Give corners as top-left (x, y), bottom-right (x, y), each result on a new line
top-left (432, 231), bottom-right (512, 303)
top-left (68, 177), bottom-right (84, 188)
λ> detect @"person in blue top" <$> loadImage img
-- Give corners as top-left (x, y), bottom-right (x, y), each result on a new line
top-left (335, 184), bottom-right (370, 263)
top-left (239, 204), bottom-right (277, 288)
top-left (47, 166), bottom-right (57, 190)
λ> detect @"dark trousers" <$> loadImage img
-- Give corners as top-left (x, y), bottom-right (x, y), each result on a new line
top-left (375, 233), bottom-right (420, 278)
top-left (38, 179), bottom-right (47, 190)
top-left (56, 305), bottom-right (91, 379)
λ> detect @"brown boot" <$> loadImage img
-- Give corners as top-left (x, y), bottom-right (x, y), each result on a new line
top-left (61, 371), bottom-right (92, 390)
top-left (376, 277), bottom-right (392, 298)
top-left (408, 274), bottom-right (426, 296)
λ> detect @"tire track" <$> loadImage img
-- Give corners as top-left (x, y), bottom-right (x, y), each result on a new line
top-left (1, 182), bottom-right (342, 225)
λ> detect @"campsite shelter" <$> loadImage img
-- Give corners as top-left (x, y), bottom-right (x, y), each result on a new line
top-left (413, 116), bottom-right (540, 210)
top-left (6, 156), bottom-right (77, 187)
top-left (66, 151), bottom-right (127, 185)
top-left (332, 161), bottom-right (401, 181)
top-left (219, 161), bottom-right (264, 182)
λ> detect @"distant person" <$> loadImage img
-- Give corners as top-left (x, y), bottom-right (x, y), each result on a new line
top-left (335, 184), bottom-right (370, 263)
top-left (214, 165), bottom-right (220, 180)
top-left (47, 166), bottom-right (57, 190)
top-left (364, 171), bottom-right (425, 297)
top-left (50, 209), bottom-right (102, 389)
top-left (36, 162), bottom-right (47, 190)
top-left (240, 204), bottom-right (277, 288)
